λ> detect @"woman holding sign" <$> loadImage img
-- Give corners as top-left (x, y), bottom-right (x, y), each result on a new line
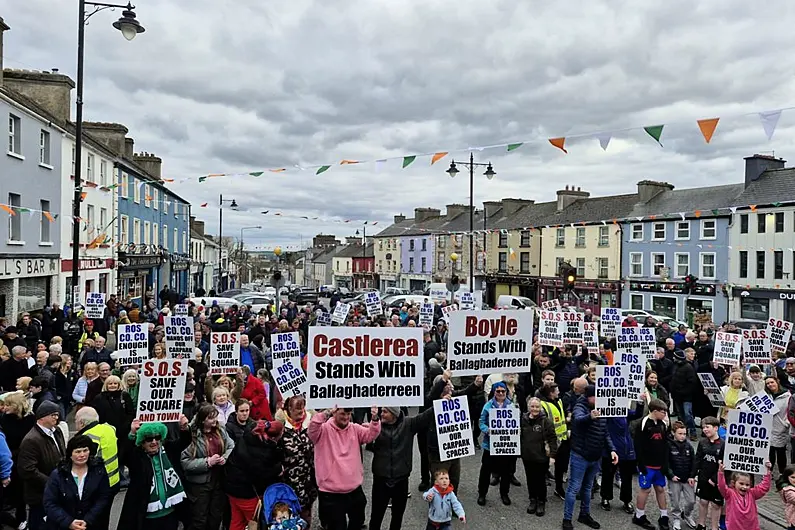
top-left (476, 381), bottom-right (516, 507)
top-left (519, 397), bottom-right (557, 517)
top-left (764, 377), bottom-right (791, 475)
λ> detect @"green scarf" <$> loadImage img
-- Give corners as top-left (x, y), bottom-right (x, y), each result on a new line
top-left (147, 448), bottom-right (185, 514)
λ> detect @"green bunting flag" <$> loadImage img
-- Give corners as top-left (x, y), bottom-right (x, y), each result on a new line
top-left (250, 171), bottom-right (264, 177)
top-left (711, 209), bottom-right (720, 216)
top-left (773, 202), bottom-right (782, 207)
top-left (644, 125), bottom-right (664, 146)
top-left (198, 176), bottom-right (208, 183)
top-left (316, 165), bottom-right (331, 175)
top-left (402, 155), bottom-right (416, 168)
top-left (507, 143), bottom-right (524, 152)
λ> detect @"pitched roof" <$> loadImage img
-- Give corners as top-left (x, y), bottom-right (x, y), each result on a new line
top-left (336, 244), bottom-right (365, 258)
top-left (733, 168), bottom-right (795, 207)
top-left (374, 217), bottom-right (417, 237)
top-left (627, 184), bottom-right (744, 218)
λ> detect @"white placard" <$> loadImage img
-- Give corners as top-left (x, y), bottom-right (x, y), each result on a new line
top-left (420, 303), bottom-right (434, 330)
top-left (538, 310), bottom-right (566, 347)
top-left (447, 311), bottom-right (534, 376)
top-left (433, 396), bottom-right (475, 461)
top-left (316, 312), bottom-right (332, 326)
top-left (600, 307), bottom-right (622, 338)
top-left (488, 407), bottom-right (520, 456)
top-left (271, 332), bottom-right (307, 397)
top-left (617, 327), bottom-right (656, 360)
top-left (595, 364), bottom-right (629, 417)
top-left (459, 292), bottom-right (475, 311)
top-left (174, 304), bottom-right (189, 316)
top-left (698, 373), bottom-right (726, 407)
top-left (583, 321), bottom-right (600, 351)
top-left (441, 304), bottom-right (458, 319)
top-left (714, 331), bottom-right (742, 366)
top-left (164, 316), bottom-right (195, 360)
top-left (562, 312), bottom-right (584, 345)
top-left (209, 332), bottom-right (240, 375)
top-left (742, 329), bottom-right (771, 365)
top-left (364, 291), bottom-right (383, 317)
top-left (614, 350), bottom-right (645, 401)
top-left (768, 318), bottom-right (793, 355)
top-left (332, 302), bottom-right (351, 324)
top-left (430, 287), bottom-right (448, 303)
top-left (741, 390), bottom-right (780, 415)
top-left (724, 409), bottom-right (772, 475)
top-left (306, 327), bottom-right (424, 408)
top-left (541, 299), bottom-right (561, 311)
top-left (136, 359), bottom-right (188, 423)
top-left (84, 292), bottom-right (105, 319)
top-left (115, 323), bottom-right (149, 366)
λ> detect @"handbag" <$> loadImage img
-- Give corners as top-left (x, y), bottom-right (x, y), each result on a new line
top-left (247, 498), bottom-right (262, 530)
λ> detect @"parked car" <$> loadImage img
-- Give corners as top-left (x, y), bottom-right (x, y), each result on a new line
top-left (495, 295), bottom-right (537, 310)
top-left (219, 288), bottom-right (251, 298)
top-left (233, 293), bottom-right (275, 313)
top-left (289, 287), bottom-right (319, 305)
top-left (729, 319), bottom-right (768, 330)
top-left (189, 296), bottom-right (240, 310)
top-left (341, 293), bottom-right (368, 309)
top-left (383, 295), bottom-right (431, 309)
top-left (385, 287), bottom-right (409, 296)
top-left (618, 309), bottom-right (688, 330)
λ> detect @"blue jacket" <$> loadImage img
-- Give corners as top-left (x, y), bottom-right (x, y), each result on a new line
top-left (479, 397), bottom-right (514, 451)
top-left (605, 417), bottom-right (635, 461)
top-left (423, 486), bottom-right (465, 523)
top-left (570, 395), bottom-right (616, 462)
top-left (43, 458), bottom-right (112, 529)
top-left (0, 431), bottom-right (11, 479)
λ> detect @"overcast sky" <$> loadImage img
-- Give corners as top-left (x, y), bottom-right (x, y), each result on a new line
top-left (6, 1), bottom-right (795, 249)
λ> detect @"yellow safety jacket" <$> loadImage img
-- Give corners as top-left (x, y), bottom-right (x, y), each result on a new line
top-left (541, 398), bottom-right (568, 442)
top-left (84, 422), bottom-right (120, 487)
top-left (78, 331), bottom-right (99, 352)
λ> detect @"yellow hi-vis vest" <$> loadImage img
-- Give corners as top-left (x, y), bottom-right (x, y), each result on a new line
top-left (541, 398), bottom-right (568, 442)
top-left (84, 422), bottom-right (120, 487)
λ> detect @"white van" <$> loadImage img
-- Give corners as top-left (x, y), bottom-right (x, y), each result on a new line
top-left (495, 295), bottom-right (537, 310)
top-left (426, 283), bottom-right (484, 307)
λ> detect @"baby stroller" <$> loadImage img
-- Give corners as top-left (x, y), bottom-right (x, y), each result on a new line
top-left (262, 483), bottom-right (302, 529)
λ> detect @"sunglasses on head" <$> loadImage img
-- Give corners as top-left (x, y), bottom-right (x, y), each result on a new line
top-left (144, 435), bottom-right (162, 442)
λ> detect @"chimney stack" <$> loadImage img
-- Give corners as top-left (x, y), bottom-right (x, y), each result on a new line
top-left (502, 198), bottom-right (535, 218)
top-left (81, 122), bottom-right (129, 155)
top-left (133, 151), bottom-right (162, 179)
top-left (0, 18), bottom-right (9, 86)
top-left (445, 204), bottom-right (471, 218)
top-left (483, 201), bottom-right (502, 220)
top-left (125, 137), bottom-right (135, 158)
top-left (414, 207), bottom-right (441, 223)
top-left (556, 186), bottom-right (590, 211)
top-left (637, 180), bottom-right (674, 203)
top-left (393, 214), bottom-right (406, 224)
top-left (744, 154), bottom-right (786, 187)
top-left (3, 69), bottom-right (75, 122)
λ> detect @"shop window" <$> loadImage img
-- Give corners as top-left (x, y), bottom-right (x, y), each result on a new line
top-left (630, 294), bottom-right (644, 310)
top-left (651, 296), bottom-right (677, 319)
top-left (740, 297), bottom-right (769, 321)
top-left (18, 277), bottom-right (49, 314)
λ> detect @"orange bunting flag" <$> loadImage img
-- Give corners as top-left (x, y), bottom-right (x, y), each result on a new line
top-left (697, 118), bottom-right (720, 143)
top-left (340, 160), bottom-right (359, 165)
top-left (431, 152), bottom-right (448, 165)
top-left (0, 205), bottom-right (15, 216)
top-left (694, 210), bottom-right (702, 218)
top-left (749, 205), bottom-right (758, 212)
top-left (43, 211), bottom-right (54, 223)
top-left (162, 178), bottom-right (174, 183)
top-left (269, 168), bottom-right (286, 173)
top-left (80, 192), bottom-right (88, 201)
top-left (549, 137), bottom-right (568, 153)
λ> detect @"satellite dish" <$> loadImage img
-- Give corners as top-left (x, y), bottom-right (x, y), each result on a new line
top-left (270, 270), bottom-right (286, 289)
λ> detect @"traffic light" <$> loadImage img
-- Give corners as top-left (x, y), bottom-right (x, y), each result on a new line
top-left (450, 275), bottom-right (460, 288)
top-left (561, 263), bottom-right (576, 291)
top-left (683, 273), bottom-right (698, 294)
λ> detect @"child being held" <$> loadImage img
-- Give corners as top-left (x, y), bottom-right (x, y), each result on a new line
top-left (423, 469), bottom-right (466, 530)
top-left (269, 501), bottom-right (307, 530)
top-left (716, 460), bottom-right (772, 530)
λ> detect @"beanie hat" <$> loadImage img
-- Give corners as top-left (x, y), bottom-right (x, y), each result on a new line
top-left (382, 406), bottom-right (401, 418)
top-left (491, 381), bottom-right (508, 394)
top-left (66, 434), bottom-right (97, 457)
top-left (35, 400), bottom-right (60, 419)
top-left (673, 349), bottom-right (685, 360)
top-left (135, 422), bottom-right (168, 446)
top-left (585, 385), bottom-right (596, 398)
top-left (4, 326), bottom-right (17, 334)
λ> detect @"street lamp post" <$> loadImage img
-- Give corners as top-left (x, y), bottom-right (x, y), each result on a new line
top-left (239, 226), bottom-right (262, 285)
top-left (71, 1), bottom-right (144, 305)
top-left (446, 153), bottom-right (495, 294)
top-left (217, 194), bottom-right (237, 291)
top-left (449, 252), bottom-right (459, 304)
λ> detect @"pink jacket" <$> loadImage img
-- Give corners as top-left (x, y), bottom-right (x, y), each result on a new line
top-left (308, 411), bottom-right (381, 494)
top-left (717, 470), bottom-right (771, 530)
top-left (780, 485), bottom-right (795, 526)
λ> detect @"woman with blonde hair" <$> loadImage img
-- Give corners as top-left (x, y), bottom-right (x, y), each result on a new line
top-left (0, 392), bottom-right (35, 528)
top-left (151, 342), bottom-right (167, 360)
top-left (72, 362), bottom-right (99, 405)
top-left (93, 375), bottom-right (135, 465)
top-left (123, 369), bottom-right (140, 408)
top-left (719, 370), bottom-right (748, 422)
top-left (211, 386), bottom-right (234, 425)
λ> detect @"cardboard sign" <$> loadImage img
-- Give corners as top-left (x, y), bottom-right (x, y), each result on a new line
top-left (420, 303), bottom-right (434, 330)
top-left (595, 364), bottom-right (629, 417)
top-left (209, 332), bottom-right (240, 375)
top-left (617, 327), bottom-right (656, 360)
top-left (614, 351), bottom-right (645, 401)
top-left (332, 302), bottom-right (351, 324)
top-left (740, 390), bottom-right (780, 415)
top-left (364, 291), bottom-right (383, 317)
top-left (164, 316), bottom-right (195, 360)
top-left (698, 373), bottom-right (726, 407)
top-left (447, 311), bottom-right (534, 376)
top-left (600, 307), bottom-right (622, 338)
top-left (174, 304), bottom-right (189, 316)
top-left (84, 292), bottom-right (105, 319)
top-left (430, 287), bottom-right (449, 303)
top-left (433, 396), bottom-right (475, 461)
top-left (768, 318), bottom-right (793, 355)
top-left (562, 312), bottom-right (584, 345)
top-left (714, 331), bottom-right (742, 366)
top-left (538, 310), bottom-right (566, 347)
top-left (541, 299), bottom-right (561, 311)
top-left (441, 304), bottom-right (458, 319)
top-left (136, 359), bottom-right (188, 423)
top-left (306, 327), bottom-right (424, 408)
top-left (316, 312), bottom-right (332, 326)
top-left (583, 321), bottom-right (600, 351)
top-left (115, 323), bottom-right (149, 366)
top-left (271, 332), bottom-right (307, 397)
top-left (488, 407), bottom-right (520, 456)
top-left (724, 409), bottom-right (772, 475)
top-left (459, 291), bottom-right (475, 311)
top-left (742, 329), bottom-right (771, 364)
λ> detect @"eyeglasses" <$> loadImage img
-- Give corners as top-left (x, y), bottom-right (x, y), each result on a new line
top-left (143, 435), bottom-right (162, 442)
top-left (494, 389), bottom-right (507, 394)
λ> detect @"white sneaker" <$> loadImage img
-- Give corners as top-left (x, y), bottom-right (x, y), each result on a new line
top-left (684, 515), bottom-right (697, 528)
top-left (18, 522), bottom-right (27, 530)
top-left (673, 520), bottom-right (681, 530)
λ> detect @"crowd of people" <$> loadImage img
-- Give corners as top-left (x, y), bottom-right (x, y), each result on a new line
top-left (0, 290), bottom-right (792, 530)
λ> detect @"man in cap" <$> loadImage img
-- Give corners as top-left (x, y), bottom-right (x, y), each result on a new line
top-left (77, 319), bottom-right (99, 352)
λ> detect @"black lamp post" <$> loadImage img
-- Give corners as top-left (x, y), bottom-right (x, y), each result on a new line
top-left (446, 153), bottom-right (495, 293)
top-left (71, 1), bottom-right (144, 304)
top-left (217, 195), bottom-right (238, 291)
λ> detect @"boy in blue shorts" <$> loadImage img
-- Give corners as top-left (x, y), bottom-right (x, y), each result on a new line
top-left (633, 398), bottom-right (670, 530)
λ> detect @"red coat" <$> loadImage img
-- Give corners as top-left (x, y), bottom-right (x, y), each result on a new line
top-left (240, 376), bottom-right (272, 421)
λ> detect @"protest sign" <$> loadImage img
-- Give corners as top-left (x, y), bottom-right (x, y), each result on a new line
top-left (332, 302), bottom-right (351, 324)
top-left (420, 303), bottom-right (434, 330)
top-left (459, 292), bottom-right (475, 311)
top-left (742, 328), bottom-right (771, 364)
top-left (724, 409), bottom-right (772, 475)
top-left (614, 350), bottom-right (645, 401)
top-left (441, 304), bottom-right (458, 319)
top-left (84, 292), bottom-right (105, 319)
top-left (541, 299), bottom-right (561, 311)
top-left (433, 396), bottom-right (475, 461)
top-left (697, 373), bottom-right (726, 407)
top-left (364, 291), bottom-right (383, 317)
top-left (316, 312), bottom-right (332, 326)
top-left (271, 332), bottom-right (307, 397)
top-left (271, 332), bottom-right (301, 364)
top-left (115, 323), bottom-right (149, 366)
top-left (306, 327), bottom-right (424, 408)
top-left (617, 327), bottom-right (656, 360)
top-left (595, 365), bottom-right (629, 417)
top-left (562, 311), bottom-right (584, 345)
top-left (174, 304), bottom-right (189, 316)
top-left (741, 390), bottom-right (780, 415)
top-left (447, 311), bottom-right (533, 376)
top-left (714, 331), bottom-right (742, 366)
top-left (430, 286), bottom-right (448, 303)
top-left (164, 316), bottom-right (194, 360)
top-left (583, 321), bottom-right (600, 351)
top-left (538, 310), bottom-right (565, 347)
top-left (209, 332), bottom-right (240, 375)
top-left (768, 318), bottom-right (793, 355)
top-left (136, 359), bottom-right (188, 423)
top-left (600, 307), bottom-right (622, 337)
top-left (488, 407), bottom-right (521, 456)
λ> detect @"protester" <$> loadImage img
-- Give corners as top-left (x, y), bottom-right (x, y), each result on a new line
top-left (276, 396), bottom-right (317, 526)
top-left (423, 469), bottom-right (466, 529)
top-left (667, 421), bottom-right (697, 530)
top-left (717, 460), bottom-right (772, 530)
top-left (519, 396), bottom-right (557, 517)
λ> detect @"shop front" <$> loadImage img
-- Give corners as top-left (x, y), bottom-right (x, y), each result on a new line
top-left (60, 257), bottom-right (115, 304)
top-left (0, 256), bottom-right (59, 318)
top-left (730, 287), bottom-right (795, 323)
top-left (117, 252), bottom-right (164, 306)
top-left (485, 274), bottom-right (538, 308)
top-left (539, 278), bottom-right (619, 314)
top-left (379, 273), bottom-right (398, 291)
top-left (626, 281), bottom-right (723, 325)
top-left (168, 255), bottom-right (190, 296)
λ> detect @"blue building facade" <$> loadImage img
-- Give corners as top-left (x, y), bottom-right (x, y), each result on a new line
top-left (621, 215), bottom-right (730, 324)
top-left (115, 160), bottom-right (190, 306)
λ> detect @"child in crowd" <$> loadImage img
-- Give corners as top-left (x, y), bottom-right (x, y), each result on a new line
top-left (667, 421), bottom-right (696, 530)
top-left (269, 501), bottom-right (307, 530)
top-left (717, 460), bottom-right (771, 530)
top-left (694, 416), bottom-right (724, 530)
top-left (779, 465), bottom-right (795, 530)
top-left (423, 469), bottom-right (466, 530)
top-left (633, 399), bottom-right (670, 530)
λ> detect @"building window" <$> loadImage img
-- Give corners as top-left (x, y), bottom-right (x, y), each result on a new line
top-left (163, 224), bottom-right (168, 248)
top-left (86, 205), bottom-right (95, 235)
top-left (143, 221), bottom-right (150, 245)
top-left (757, 214), bottom-right (766, 234)
top-left (576, 257), bottom-right (585, 277)
top-left (575, 227), bottom-right (586, 247)
top-left (629, 252), bottom-right (643, 276)
top-left (438, 236), bottom-right (446, 249)
top-left (71, 146), bottom-right (76, 177)
top-left (408, 257), bottom-right (414, 272)
top-left (741, 297), bottom-right (769, 320)
top-left (153, 188), bottom-right (158, 210)
top-left (630, 294), bottom-right (644, 310)
top-left (174, 228), bottom-right (178, 252)
top-left (556, 228), bottom-right (565, 247)
top-left (756, 250), bottom-right (765, 279)
top-left (378, 240), bottom-right (383, 251)
top-left (775, 250), bottom-right (784, 279)
top-left (133, 179), bottom-right (140, 203)
top-left (119, 172), bottom-right (128, 198)
top-left (409, 239), bottom-right (415, 251)
top-left (675, 253), bottom-right (689, 278)
top-left (597, 257), bottom-right (609, 279)
top-left (498, 233), bottom-right (508, 248)
top-left (39, 130), bottom-right (50, 165)
top-left (520, 230), bottom-right (531, 247)
top-left (7, 114), bottom-right (21, 155)
top-left (153, 223), bottom-right (158, 246)
top-left (144, 185), bottom-right (151, 208)
top-left (651, 253), bottom-right (666, 276)
top-left (630, 224), bottom-right (643, 241)
top-left (498, 252), bottom-right (507, 272)
top-left (437, 253), bottom-right (445, 271)
top-left (776, 212), bottom-right (785, 233)
top-left (100, 160), bottom-right (107, 187)
top-left (700, 253), bottom-right (716, 279)
top-left (120, 215), bottom-right (128, 243)
top-left (421, 238), bottom-right (427, 251)
top-left (100, 208), bottom-right (108, 234)
top-left (520, 252), bottom-right (530, 273)
top-left (652, 222), bottom-right (666, 241)
top-left (421, 257), bottom-right (426, 272)
top-left (183, 231), bottom-right (187, 253)
top-left (740, 214), bottom-right (748, 234)
top-left (739, 250), bottom-right (748, 278)
top-left (7, 193), bottom-right (21, 242)
top-left (700, 219), bottom-right (717, 240)
top-left (86, 154), bottom-right (94, 182)
top-left (133, 219), bottom-right (141, 244)
top-left (598, 226), bottom-right (609, 247)
top-left (675, 221), bottom-right (690, 240)
top-left (555, 257), bottom-right (565, 274)
top-left (39, 200), bottom-right (51, 243)
top-left (651, 296), bottom-right (677, 319)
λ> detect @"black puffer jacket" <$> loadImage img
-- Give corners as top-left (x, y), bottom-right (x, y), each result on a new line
top-left (225, 417), bottom-right (256, 445)
top-left (519, 411), bottom-right (557, 463)
top-left (670, 359), bottom-right (699, 402)
top-left (224, 428), bottom-right (283, 500)
top-left (570, 395), bottom-right (615, 462)
top-left (371, 409), bottom-right (434, 480)
top-left (667, 436), bottom-right (695, 480)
